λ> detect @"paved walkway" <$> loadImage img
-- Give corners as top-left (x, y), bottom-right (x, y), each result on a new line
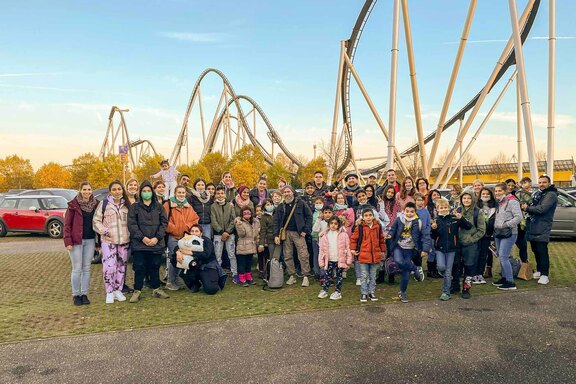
top-left (1, 287), bottom-right (575, 384)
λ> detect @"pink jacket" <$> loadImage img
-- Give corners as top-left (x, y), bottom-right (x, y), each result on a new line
top-left (318, 227), bottom-right (353, 270)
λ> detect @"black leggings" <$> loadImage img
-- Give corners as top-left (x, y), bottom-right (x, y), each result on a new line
top-left (181, 267), bottom-right (225, 295)
top-left (516, 228), bottom-right (528, 262)
top-left (530, 241), bottom-right (550, 276)
top-left (132, 251), bottom-right (162, 291)
top-left (476, 237), bottom-right (492, 275)
top-left (237, 254), bottom-right (254, 274)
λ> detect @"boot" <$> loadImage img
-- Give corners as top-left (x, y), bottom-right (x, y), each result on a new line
top-left (483, 266), bottom-right (492, 279)
top-left (152, 288), bottom-right (169, 299)
top-left (461, 277), bottom-right (472, 299)
top-left (426, 262), bottom-right (435, 278)
top-left (129, 290), bottom-right (141, 303)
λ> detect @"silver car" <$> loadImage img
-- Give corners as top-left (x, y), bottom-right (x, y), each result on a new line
top-left (551, 189), bottom-right (576, 238)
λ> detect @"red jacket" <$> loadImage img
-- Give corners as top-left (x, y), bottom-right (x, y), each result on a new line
top-left (349, 221), bottom-right (386, 264)
top-left (64, 198), bottom-right (99, 247)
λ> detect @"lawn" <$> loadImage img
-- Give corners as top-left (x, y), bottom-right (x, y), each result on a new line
top-left (0, 241), bottom-right (574, 343)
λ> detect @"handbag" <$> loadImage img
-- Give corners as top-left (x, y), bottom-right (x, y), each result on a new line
top-left (279, 202), bottom-right (297, 241)
top-left (517, 261), bottom-right (533, 281)
top-left (493, 227), bottom-right (512, 239)
top-left (384, 257), bottom-right (400, 276)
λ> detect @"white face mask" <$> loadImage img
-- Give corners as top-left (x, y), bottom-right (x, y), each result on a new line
top-left (314, 204), bottom-right (323, 210)
top-left (405, 186), bottom-right (413, 191)
top-left (480, 197), bottom-right (490, 202)
top-left (265, 205), bottom-right (274, 213)
top-left (216, 198), bottom-right (226, 204)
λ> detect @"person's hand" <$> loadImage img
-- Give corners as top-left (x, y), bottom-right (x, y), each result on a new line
top-left (143, 236), bottom-right (151, 246)
top-left (258, 245), bottom-right (265, 253)
top-left (384, 233), bottom-right (392, 239)
top-left (351, 250), bottom-right (359, 256)
top-left (380, 252), bottom-right (386, 259)
top-left (222, 232), bottom-right (230, 241)
top-left (234, 217), bottom-right (242, 224)
top-left (431, 220), bottom-right (438, 230)
top-left (176, 250), bottom-right (183, 263)
top-left (148, 237), bottom-right (158, 246)
top-left (421, 251), bottom-right (428, 258)
top-left (377, 195), bottom-right (383, 202)
top-left (454, 212), bottom-right (462, 219)
top-left (66, 245), bottom-right (72, 251)
top-left (274, 236), bottom-right (280, 245)
top-left (300, 232), bottom-right (306, 237)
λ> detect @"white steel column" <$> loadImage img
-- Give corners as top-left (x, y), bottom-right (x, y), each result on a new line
top-left (387, 0), bottom-right (400, 171)
top-left (508, 0), bottom-right (538, 183)
top-left (517, 77), bottom-right (523, 181)
top-left (328, 40), bottom-right (346, 185)
top-left (547, 0), bottom-right (556, 181)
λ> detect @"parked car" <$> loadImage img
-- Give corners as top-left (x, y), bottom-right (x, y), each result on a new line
top-left (93, 188), bottom-right (109, 202)
top-left (17, 188), bottom-right (77, 201)
top-left (551, 189), bottom-right (576, 238)
top-left (0, 195), bottom-right (67, 238)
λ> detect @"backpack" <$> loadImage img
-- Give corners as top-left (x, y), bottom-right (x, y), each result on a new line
top-left (263, 258), bottom-right (284, 290)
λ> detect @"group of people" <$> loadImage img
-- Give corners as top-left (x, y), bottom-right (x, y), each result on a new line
top-left (63, 160), bottom-right (558, 305)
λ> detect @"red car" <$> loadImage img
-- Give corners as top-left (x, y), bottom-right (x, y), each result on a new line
top-left (0, 195), bottom-right (67, 238)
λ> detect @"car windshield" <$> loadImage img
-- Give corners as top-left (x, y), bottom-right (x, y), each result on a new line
top-left (53, 190), bottom-right (77, 201)
top-left (41, 197), bottom-right (68, 209)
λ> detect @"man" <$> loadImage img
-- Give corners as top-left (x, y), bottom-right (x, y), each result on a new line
top-left (312, 170), bottom-right (329, 198)
top-left (522, 175), bottom-right (557, 285)
top-left (274, 186), bottom-right (313, 287)
top-left (367, 174), bottom-right (378, 187)
top-left (343, 173), bottom-right (361, 207)
top-left (179, 174), bottom-right (192, 197)
top-left (376, 169), bottom-right (400, 197)
top-left (249, 176), bottom-right (268, 207)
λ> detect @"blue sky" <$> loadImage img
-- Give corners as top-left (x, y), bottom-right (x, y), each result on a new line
top-left (1, 0), bottom-right (574, 169)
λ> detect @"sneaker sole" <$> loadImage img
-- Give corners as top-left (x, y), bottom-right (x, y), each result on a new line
top-left (497, 286), bottom-right (517, 291)
top-left (330, 297), bottom-right (342, 300)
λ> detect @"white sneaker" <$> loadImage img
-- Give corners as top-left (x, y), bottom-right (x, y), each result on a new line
top-left (286, 275), bottom-right (297, 285)
top-left (356, 278), bottom-right (361, 286)
top-left (533, 271), bottom-right (541, 279)
top-left (301, 276), bottom-right (310, 287)
top-left (537, 275), bottom-right (549, 285)
top-left (105, 292), bottom-right (114, 304)
top-left (477, 275), bottom-right (486, 284)
top-left (113, 290), bottom-right (126, 302)
top-left (318, 290), bottom-right (328, 299)
top-left (330, 291), bottom-right (342, 300)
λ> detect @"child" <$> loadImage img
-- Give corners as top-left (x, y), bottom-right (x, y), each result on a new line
top-left (317, 217), bottom-right (353, 300)
top-left (431, 199), bottom-right (472, 301)
top-left (235, 208), bottom-right (260, 287)
top-left (270, 190), bottom-right (283, 208)
top-left (311, 198), bottom-right (327, 275)
top-left (414, 193), bottom-right (435, 279)
top-left (210, 186), bottom-right (238, 284)
top-left (387, 202), bottom-right (430, 303)
top-left (350, 208), bottom-right (386, 303)
top-left (150, 160), bottom-right (179, 199)
top-left (312, 206), bottom-right (334, 280)
top-left (257, 200), bottom-right (275, 278)
top-left (302, 182), bottom-right (316, 211)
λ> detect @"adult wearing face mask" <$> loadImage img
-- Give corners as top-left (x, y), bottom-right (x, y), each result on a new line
top-left (125, 178), bottom-right (139, 205)
top-left (189, 178), bottom-right (213, 239)
top-left (395, 176), bottom-right (416, 210)
top-left (127, 181), bottom-right (170, 302)
top-left (163, 185), bottom-right (199, 291)
top-left (153, 180), bottom-right (167, 204)
top-left (93, 180), bottom-right (131, 304)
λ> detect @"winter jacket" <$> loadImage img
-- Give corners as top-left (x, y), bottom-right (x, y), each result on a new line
top-left (416, 207), bottom-right (432, 250)
top-left (64, 197), bottom-right (98, 247)
top-left (312, 182), bottom-right (330, 198)
top-left (210, 202), bottom-right (236, 235)
top-left (349, 221), bottom-right (386, 264)
top-left (494, 195), bottom-right (523, 235)
top-left (163, 200), bottom-right (199, 239)
top-left (258, 212), bottom-right (276, 247)
top-left (395, 192), bottom-right (415, 210)
top-left (235, 218), bottom-right (260, 255)
top-left (480, 206), bottom-right (496, 237)
top-left (219, 182), bottom-right (237, 203)
top-left (249, 187), bottom-right (269, 208)
top-left (188, 193), bottom-right (212, 225)
top-left (234, 199), bottom-right (255, 218)
top-left (431, 214), bottom-right (472, 252)
top-left (526, 185), bottom-right (558, 242)
top-left (389, 213), bottom-right (432, 253)
top-left (274, 198), bottom-right (313, 236)
top-left (318, 227), bottom-right (353, 269)
top-left (93, 195), bottom-right (130, 245)
top-left (301, 193), bottom-right (316, 212)
top-left (343, 185), bottom-right (361, 207)
top-left (457, 192), bottom-right (486, 246)
top-left (516, 189), bottom-right (533, 206)
top-left (334, 207), bottom-right (355, 237)
top-left (382, 199), bottom-right (402, 229)
top-left (128, 195), bottom-right (168, 252)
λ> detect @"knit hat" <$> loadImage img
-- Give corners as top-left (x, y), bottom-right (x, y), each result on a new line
top-left (237, 185), bottom-right (249, 195)
top-left (344, 173), bottom-right (358, 182)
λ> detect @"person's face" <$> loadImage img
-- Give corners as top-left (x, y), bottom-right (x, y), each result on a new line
top-left (404, 179), bottom-right (413, 189)
top-left (195, 181), bottom-right (205, 192)
top-left (366, 188), bottom-right (373, 198)
top-left (437, 204), bottom-right (450, 216)
top-left (336, 195), bottom-right (346, 205)
top-left (357, 192), bottom-right (367, 204)
top-left (415, 198), bottom-right (424, 209)
top-left (462, 194), bottom-right (472, 207)
top-left (207, 185), bottom-right (215, 195)
top-left (368, 177), bottom-right (376, 185)
top-left (190, 226), bottom-right (202, 237)
top-left (255, 206), bottom-right (262, 216)
top-left (431, 191), bottom-right (441, 200)
top-left (480, 189), bottom-right (491, 200)
top-left (387, 171), bottom-right (396, 183)
top-left (404, 207), bottom-right (416, 219)
top-left (506, 182), bottom-right (516, 193)
top-left (155, 184), bottom-right (166, 196)
top-left (180, 176), bottom-right (190, 187)
top-left (127, 181), bottom-right (138, 194)
top-left (110, 184), bottom-right (123, 199)
top-left (521, 181), bottom-right (531, 191)
top-left (494, 186), bottom-right (505, 199)
top-left (80, 184), bottom-right (92, 200)
top-left (305, 186), bottom-right (314, 195)
top-left (473, 182), bottom-right (483, 193)
top-left (451, 190), bottom-right (459, 198)
top-left (283, 188), bottom-right (294, 200)
top-left (258, 179), bottom-right (267, 190)
top-left (272, 193), bottom-right (282, 203)
top-left (314, 173), bottom-right (324, 184)
top-left (347, 176), bottom-right (357, 187)
top-left (329, 220), bottom-right (339, 231)
top-left (386, 188), bottom-right (395, 199)
top-left (278, 181), bottom-right (286, 189)
top-left (418, 179), bottom-right (427, 190)
top-left (215, 190), bottom-right (225, 200)
top-left (362, 211), bottom-right (374, 224)
top-left (241, 189), bottom-right (249, 199)
top-left (323, 210), bottom-right (333, 220)
top-left (161, 164), bottom-right (169, 171)
top-left (538, 177), bottom-right (550, 190)
top-left (175, 188), bottom-right (187, 200)
top-left (223, 173), bottom-right (232, 183)
top-left (141, 186), bottom-right (153, 199)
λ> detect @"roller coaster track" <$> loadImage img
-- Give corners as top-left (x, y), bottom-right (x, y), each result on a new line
top-left (338, 0), bottom-right (541, 176)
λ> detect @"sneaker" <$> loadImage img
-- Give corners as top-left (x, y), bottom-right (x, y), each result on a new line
top-left (537, 275), bottom-right (549, 285)
top-left (356, 278), bottom-right (361, 286)
top-left (286, 275), bottom-right (297, 285)
top-left (246, 279), bottom-right (257, 286)
top-left (474, 275), bottom-right (486, 285)
top-left (492, 278), bottom-right (506, 287)
top-left (360, 294), bottom-right (368, 303)
top-left (129, 290), bottom-right (141, 303)
top-left (399, 291), bottom-right (408, 303)
top-left (121, 284), bottom-right (134, 294)
top-left (153, 288), bottom-right (170, 299)
top-left (368, 293), bottom-right (378, 302)
top-left (533, 271), bottom-right (542, 280)
top-left (318, 290), bottom-right (328, 299)
top-left (439, 292), bottom-right (451, 301)
top-left (113, 290), bottom-right (126, 302)
top-left (105, 292), bottom-right (114, 304)
top-left (471, 275), bottom-right (480, 285)
top-left (414, 267), bottom-right (425, 282)
top-left (461, 289), bottom-right (471, 299)
top-left (330, 291), bottom-right (342, 300)
top-left (80, 295), bottom-right (90, 305)
top-left (241, 280), bottom-right (249, 287)
top-left (165, 282), bottom-right (180, 291)
top-left (301, 276), bottom-right (310, 287)
top-left (73, 295), bottom-right (82, 306)
top-left (232, 275), bottom-right (241, 285)
top-left (497, 281), bottom-right (517, 290)
top-left (295, 270), bottom-right (303, 278)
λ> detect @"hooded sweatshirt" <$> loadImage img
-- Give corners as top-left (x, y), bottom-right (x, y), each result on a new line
top-left (457, 190), bottom-right (486, 246)
top-left (127, 180), bottom-right (168, 252)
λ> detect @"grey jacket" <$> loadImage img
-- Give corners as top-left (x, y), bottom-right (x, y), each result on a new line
top-left (494, 195), bottom-right (523, 235)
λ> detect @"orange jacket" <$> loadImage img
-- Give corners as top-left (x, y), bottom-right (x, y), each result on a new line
top-left (349, 222), bottom-right (386, 264)
top-left (164, 201), bottom-right (199, 239)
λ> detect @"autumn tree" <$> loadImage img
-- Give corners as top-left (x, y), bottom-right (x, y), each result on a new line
top-left (70, 153), bottom-right (100, 187)
top-left (87, 155), bottom-right (124, 189)
top-left (230, 160), bottom-right (258, 187)
top-left (133, 154), bottom-right (165, 184)
top-left (0, 155), bottom-right (34, 191)
top-left (177, 162), bottom-right (210, 183)
top-left (229, 145), bottom-right (268, 178)
top-left (296, 157), bottom-right (328, 188)
top-left (199, 152), bottom-right (230, 183)
top-left (34, 162), bottom-right (73, 188)
top-left (265, 160), bottom-right (292, 189)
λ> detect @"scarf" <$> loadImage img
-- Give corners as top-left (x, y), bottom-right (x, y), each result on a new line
top-left (235, 194), bottom-right (250, 209)
top-left (221, 180), bottom-right (235, 190)
top-left (170, 196), bottom-right (187, 208)
top-left (77, 194), bottom-right (98, 213)
top-left (191, 188), bottom-right (210, 204)
top-left (334, 203), bottom-right (348, 211)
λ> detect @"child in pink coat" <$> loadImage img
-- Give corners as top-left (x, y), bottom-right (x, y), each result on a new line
top-left (317, 217), bottom-right (353, 300)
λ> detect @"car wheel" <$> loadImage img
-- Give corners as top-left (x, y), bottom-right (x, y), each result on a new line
top-left (0, 220), bottom-right (7, 237)
top-left (47, 220), bottom-right (63, 239)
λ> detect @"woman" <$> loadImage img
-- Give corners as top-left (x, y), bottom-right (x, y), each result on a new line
top-left (415, 177), bottom-right (430, 201)
top-left (233, 185), bottom-right (255, 217)
top-left (125, 178), bottom-right (139, 205)
top-left (64, 181), bottom-right (99, 306)
top-left (93, 180), bottom-right (131, 304)
top-left (364, 184), bottom-right (377, 208)
top-left (277, 177), bottom-right (287, 191)
top-left (127, 181), bottom-right (169, 302)
top-left (427, 189), bottom-right (443, 219)
top-left (472, 179), bottom-right (484, 200)
top-left (475, 187), bottom-right (496, 282)
top-left (153, 180), bottom-right (167, 204)
top-left (219, 172), bottom-right (236, 203)
top-left (249, 176), bottom-right (269, 208)
top-left (206, 182), bottom-right (216, 197)
top-left (395, 176), bottom-right (416, 209)
top-left (164, 185), bottom-right (199, 291)
top-left (381, 185), bottom-right (402, 230)
top-left (449, 184), bottom-right (462, 210)
top-left (189, 178), bottom-right (213, 239)
top-left (492, 183), bottom-right (522, 291)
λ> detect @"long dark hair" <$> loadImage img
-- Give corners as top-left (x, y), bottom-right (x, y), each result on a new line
top-left (427, 189), bottom-right (442, 217)
top-left (399, 176), bottom-right (415, 199)
top-left (108, 180), bottom-right (131, 208)
top-left (477, 187), bottom-right (496, 209)
top-left (364, 184), bottom-right (377, 207)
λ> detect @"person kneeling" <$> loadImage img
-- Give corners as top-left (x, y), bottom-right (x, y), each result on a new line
top-left (171, 225), bottom-right (227, 295)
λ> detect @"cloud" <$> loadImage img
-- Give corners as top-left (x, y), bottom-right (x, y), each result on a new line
top-left (0, 72), bottom-right (62, 78)
top-left (158, 32), bottom-right (227, 43)
top-left (0, 83), bottom-right (123, 94)
top-left (440, 36), bottom-right (575, 45)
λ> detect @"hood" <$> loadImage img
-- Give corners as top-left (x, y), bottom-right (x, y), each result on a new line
top-left (139, 180), bottom-right (154, 198)
top-left (459, 190), bottom-right (477, 210)
top-left (398, 212), bottom-right (419, 225)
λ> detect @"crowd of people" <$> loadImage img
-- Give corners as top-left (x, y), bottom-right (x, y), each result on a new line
top-left (63, 160), bottom-right (559, 305)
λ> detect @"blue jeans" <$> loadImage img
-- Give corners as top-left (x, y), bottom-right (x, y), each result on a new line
top-left (214, 234), bottom-right (237, 275)
top-left (201, 224), bottom-right (212, 240)
top-left (495, 234), bottom-right (517, 282)
top-left (393, 247), bottom-right (416, 293)
top-left (69, 239), bottom-right (95, 296)
top-left (436, 250), bottom-right (456, 294)
top-left (359, 263), bottom-right (378, 295)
